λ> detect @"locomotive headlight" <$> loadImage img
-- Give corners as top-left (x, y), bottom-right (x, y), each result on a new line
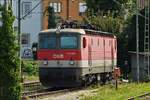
top-left (43, 61), bottom-right (48, 65)
top-left (69, 60), bottom-right (75, 65)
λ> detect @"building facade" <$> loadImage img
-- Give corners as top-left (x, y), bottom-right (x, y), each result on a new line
top-left (0, 0), bottom-right (42, 58)
top-left (42, 0), bottom-right (87, 30)
top-left (18, 0), bottom-right (42, 58)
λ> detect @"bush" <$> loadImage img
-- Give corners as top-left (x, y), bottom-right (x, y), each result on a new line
top-left (22, 61), bottom-right (38, 76)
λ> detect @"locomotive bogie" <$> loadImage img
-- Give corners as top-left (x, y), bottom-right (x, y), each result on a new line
top-left (39, 67), bottom-right (113, 87)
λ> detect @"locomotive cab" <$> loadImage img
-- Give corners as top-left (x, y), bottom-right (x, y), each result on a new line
top-left (38, 29), bottom-right (84, 87)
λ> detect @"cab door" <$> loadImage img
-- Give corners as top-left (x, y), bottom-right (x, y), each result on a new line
top-left (88, 46), bottom-right (92, 66)
top-left (110, 39), bottom-right (115, 71)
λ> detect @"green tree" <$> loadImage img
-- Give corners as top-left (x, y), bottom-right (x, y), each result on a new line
top-left (47, 6), bottom-right (57, 29)
top-left (85, 0), bottom-right (130, 17)
top-left (84, 15), bottom-right (123, 34)
top-left (0, 6), bottom-right (21, 100)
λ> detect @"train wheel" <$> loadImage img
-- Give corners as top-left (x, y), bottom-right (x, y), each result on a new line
top-left (82, 74), bottom-right (98, 87)
top-left (81, 76), bottom-right (87, 87)
top-left (102, 72), bottom-right (113, 85)
top-left (88, 75), bottom-right (93, 84)
top-left (96, 74), bottom-right (103, 85)
top-left (100, 73), bottom-right (107, 85)
top-left (108, 72), bottom-right (113, 82)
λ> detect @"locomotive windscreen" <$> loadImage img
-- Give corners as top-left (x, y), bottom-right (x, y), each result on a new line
top-left (39, 34), bottom-right (57, 49)
top-left (39, 33), bottom-right (79, 49)
top-left (60, 35), bottom-right (77, 49)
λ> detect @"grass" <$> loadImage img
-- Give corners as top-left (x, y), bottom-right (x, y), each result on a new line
top-left (22, 60), bottom-right (39, 82)
top-left (23, 75), bottom-right (39, 82)
top-left (81, 82), bottom-right (150, 100)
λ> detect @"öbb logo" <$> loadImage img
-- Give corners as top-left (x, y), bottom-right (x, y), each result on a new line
top-left (52, 54), bottom-right (64, 59)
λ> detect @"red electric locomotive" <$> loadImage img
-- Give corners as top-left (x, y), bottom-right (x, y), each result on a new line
top-left (37, 28), bottom-right (117, 87)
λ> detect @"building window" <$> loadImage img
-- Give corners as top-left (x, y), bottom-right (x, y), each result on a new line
top-left (21, 33), bottom-right (30, 47)
top-left (49, 2), bottom-right (61, 13)
top-left (79, 2), bottom-right (87, 16)
top-left (22, 2), bottom-right (32, 17)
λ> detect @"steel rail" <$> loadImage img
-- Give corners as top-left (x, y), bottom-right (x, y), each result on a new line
top-left (22, 81), bottom-right (41, 87)
top-left (22, 81), bottom-right (40, 85)
top-left (128, 92), bottom-right (150, 100)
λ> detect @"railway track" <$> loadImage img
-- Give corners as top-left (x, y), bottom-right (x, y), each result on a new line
top-left (22, 86), bottom-right (85, 100)
top-left (21, 81), bottom-right (86, 100)
top-left (21, 80), bottom-right (119, 99)
top-left (128, 92), bottom-right (150, 100)
top-left (22, 81), bottom-right (44, 96)
top-left (22, 81), bottom-right (41, 88)
top-left (22, 88), bottom-right (69, 99)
